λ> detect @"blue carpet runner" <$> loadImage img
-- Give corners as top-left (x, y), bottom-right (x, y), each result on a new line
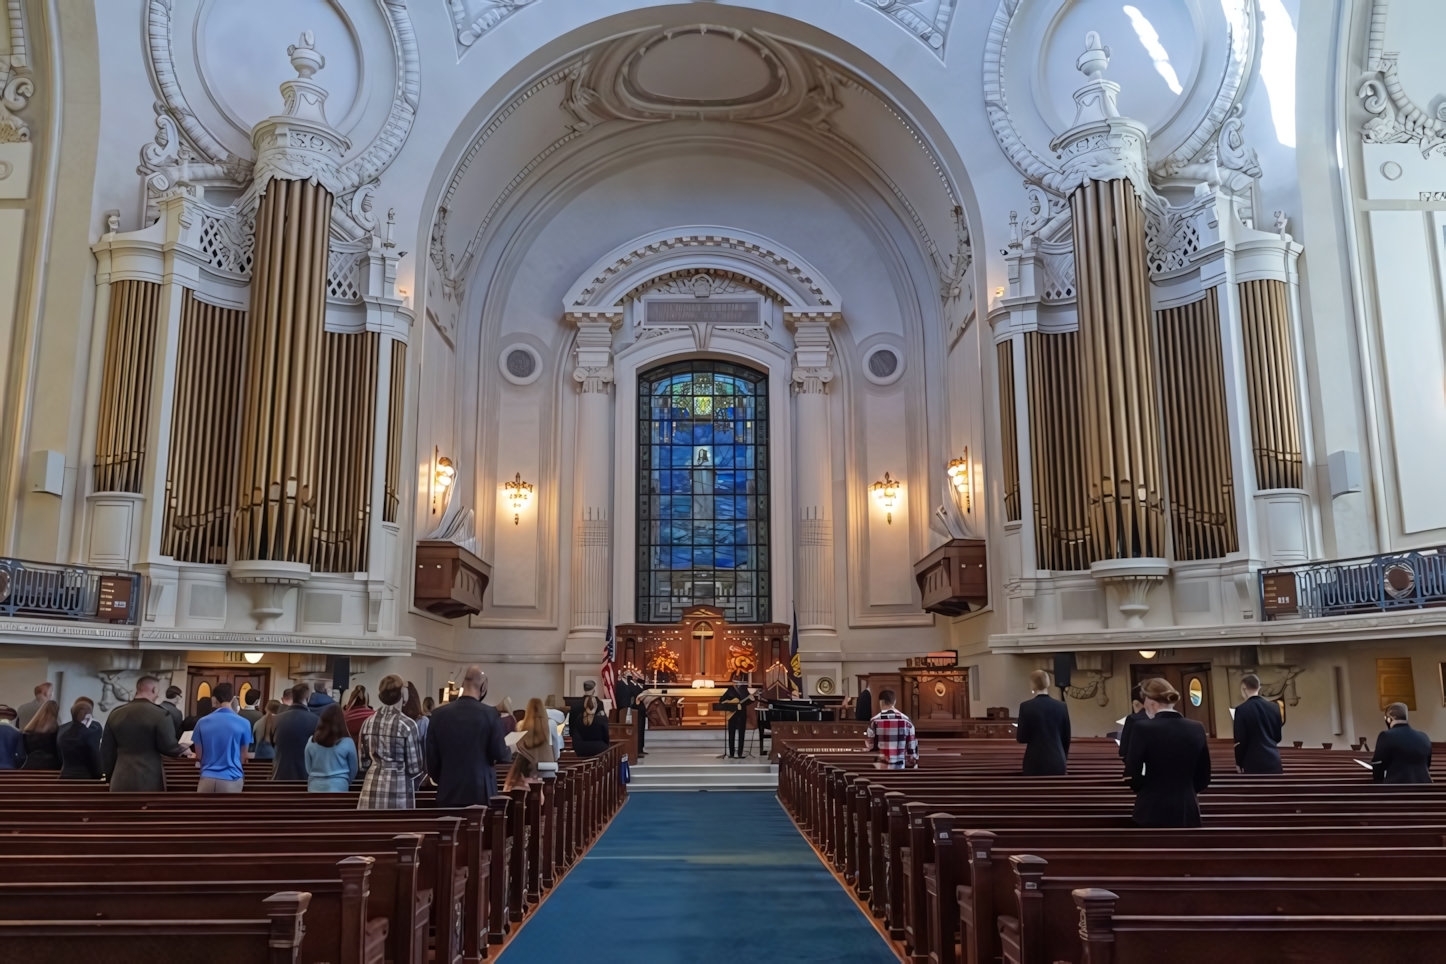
top-left (498, 791), bottom-right (897, 963)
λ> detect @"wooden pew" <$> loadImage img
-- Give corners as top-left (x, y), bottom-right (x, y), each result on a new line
top-left (0, 891), bottom-right (310, 964)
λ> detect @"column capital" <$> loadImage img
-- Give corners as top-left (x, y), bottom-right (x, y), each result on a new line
top-left (791, 315), bottom-right (834, 395)
top-left (573, 316), bottom-right (615, 394)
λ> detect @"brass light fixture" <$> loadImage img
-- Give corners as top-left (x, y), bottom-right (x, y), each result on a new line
top-left (432, 450), bottom-right (456, 515)
top-left (870, 472), bottom-right (901, 524)
top-left (435, 456), bottom-right (456, 490)
top-left (504, 472), bottom-right (533, 525)
top-left (946, 448), bottom-right (971, 512)
top-left (243, 652), bottom-right (264, 664)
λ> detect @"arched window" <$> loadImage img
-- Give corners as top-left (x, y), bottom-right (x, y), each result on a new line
top-left (638, 360), bottom-right (770, 623)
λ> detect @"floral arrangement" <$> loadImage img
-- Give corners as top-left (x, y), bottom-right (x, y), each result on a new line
top-left (727, 643), bottom-right (758, 675)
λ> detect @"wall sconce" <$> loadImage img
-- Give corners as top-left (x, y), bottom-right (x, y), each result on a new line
top-left (435, 456), bottom-right (456, 491)
top-left (870, 472), bottom-right (901, 524)
top-left (946, 448), bottom-right (971, 512)
top-left (432, 450), bottom-right (456, 515)
top-left (1138, 650), bottom-right (1157, 660)
top-left (504, 472), bottom-right (533, 525)
top-left (243, 652), bottom-right (264, 664)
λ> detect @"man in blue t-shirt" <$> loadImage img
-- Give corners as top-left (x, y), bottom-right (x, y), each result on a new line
top-left (191, 682), bottom-right (255, 793)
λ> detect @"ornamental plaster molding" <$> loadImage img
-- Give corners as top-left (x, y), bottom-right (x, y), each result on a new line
top-left (858, 0), bottom-right (956, 58)
top-left (984, 0), bottom-right (1256, 224)
top-left (0, 0), bottom-right (33, 143)
top-left (1358, 2), bottom-right (1446, 156)
top-left (142, 0), bottom-right (419, 195)
top-left (447, 0), bottom-right (539, 49)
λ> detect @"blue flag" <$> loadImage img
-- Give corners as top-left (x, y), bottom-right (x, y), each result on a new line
top-left (789, 608), bottom-right (802, 696)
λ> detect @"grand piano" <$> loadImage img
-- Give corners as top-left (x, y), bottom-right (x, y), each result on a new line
top-left (755, 696), bottom-right (847, 753)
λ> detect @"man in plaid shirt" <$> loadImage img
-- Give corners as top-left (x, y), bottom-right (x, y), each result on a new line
top-left (865, 689), bottom-right (918, 769)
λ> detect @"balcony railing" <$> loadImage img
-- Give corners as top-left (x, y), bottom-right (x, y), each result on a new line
top-left (1259, 547), bottom-right (1446, 621)
top-left (0, 558), bottom-right (142, 625)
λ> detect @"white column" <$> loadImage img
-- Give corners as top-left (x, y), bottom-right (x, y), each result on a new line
top-left (564, 315), bottom-right (617, 680)
top-left (791, 318), bottom-right (836, 635)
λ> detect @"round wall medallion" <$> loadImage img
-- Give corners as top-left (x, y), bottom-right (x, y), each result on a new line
top-left (498, 344), bottom-right (542, 386)
top-left (816, 676), bottom-right (835, 695)
top-left (1381, 161), bottom-right (1404, 181)
top-left (934, 680), bottom-right (947, 698)
top-left (861, 345), bottom-right (904, 386)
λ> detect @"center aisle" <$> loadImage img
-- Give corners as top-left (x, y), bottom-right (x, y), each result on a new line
top-left (498, 791), bottom-right (896, 963)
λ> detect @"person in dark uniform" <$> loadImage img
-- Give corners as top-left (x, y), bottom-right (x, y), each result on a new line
top-left (722, 678), bottom-right (753, 758)
top-left (1232, 674), bottom-right (1283, 774)
top-left (855, 680), bottom-right (873, 722)
top-left (1118, 685), bottom-right (1145, 761)
top-left (614, 672), bottom-right (645, 757)
top-left (1016, 670), bottom-right (1070, 776)
top-left (1371, 702), bottom-right (1433, 784)
top-left (1125, 677), bottom-right (1212, 827)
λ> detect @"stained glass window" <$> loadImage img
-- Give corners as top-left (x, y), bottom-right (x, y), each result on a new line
top-left (638, 360), bottom-right (770, 623)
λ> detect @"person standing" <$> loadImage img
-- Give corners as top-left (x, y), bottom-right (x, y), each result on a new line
top-left (272, 684), bottom-right (317, 781)
top-left (344, 686), bottom-right (375, 742)
top-left (1232, 674), bottom-right (1283, 774)
top-left (58, 699), bottom-right (103, 779)
top-left (238, 689), bottom-right (264, 729)
top-left (305, 704), bottom-right (359, 793)
top-left (161, 686), bottom-right (185, 737)
top-left (504, 698), bottom-right (557, 793)
top-left (252, 700), bottom-right (281, 761)
top-left (357, 675), bottom-right (423, 809)
top-left (191, 682), bottom-right (254, 793)
top-left (16, 682), bottom-right (52, 730)
top-left (402, 681), bottom-right (430, 756)
top-left (865, 690), bottom-right (919, 770)
top-left (1125, 678), bottom-right (1212, 827)
top-left (721, 678), bottom-right (752, 758)
top-left (426, 666), bottom-right (511, 806)
top-left (613, 673), bottom-right (645, 757)
top-left (100, 676), bottom-right (189, 791)
top-left (1016, 670), bottom-right (1070, 776)
top-left (309, 680), bottom-right (337, 718)
top-left (1372, 702), bottom-right (1433, 784)
top-left (855, 679), bottom-right (873, 722)
top-left (0, 706), bottom-right (24, 768)
top-left (20, 700), bottom-right (61, 770)
top-left (1118, 685), bottom-right (1146, 761)
top-left (180, 696), bottom-right (213, 736)
top-left (571, 694), bottom-right (611, 758)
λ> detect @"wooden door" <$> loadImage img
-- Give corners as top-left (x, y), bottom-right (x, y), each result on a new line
top-left (186, 667), bottom-right (272, 715)
top-left (1131, 663), bottom-right (1214, 736)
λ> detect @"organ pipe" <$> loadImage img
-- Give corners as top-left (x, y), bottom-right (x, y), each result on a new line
top-left (310, 331), bottom-right (379, 573)
top-left (997, 339), bottom-right (1021, 523)
top-left (1239, 279), bottom-right (1304, 491)
top-left (93, 280), bottom-right (161, 493)
top-left (1070, 179), bottom-right (1166, 561)
top-left (161, 291), bottom-right (247, 563)
top-left (1025, 331), bottom-right (1091, 570)
top-left (1155, 291), bottom-right (1239, 560)
top-left (234, 178), bottom-right (332, 564)
top-left (384, 339), bottom-right (406, 524)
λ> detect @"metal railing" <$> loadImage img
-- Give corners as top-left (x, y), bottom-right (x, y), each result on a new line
top-left (1259, 547), bottom-right (1446, 620)
top-left (0, 558), bottom-right (142, 624)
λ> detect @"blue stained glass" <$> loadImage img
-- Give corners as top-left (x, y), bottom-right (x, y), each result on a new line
top-left (638, 360), bottom-right (770, 623)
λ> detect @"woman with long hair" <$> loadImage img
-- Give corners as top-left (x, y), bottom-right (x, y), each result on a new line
top-left (400, 681), bottom-right (429, 787)
top-left (20, 700), bottom-right (60, 770)
top-left (571, 694), bottom-right (610, 758)
top-left (357, 675), bottom-right (422, 809)
top-left (252, 700), bottom-right (281, 761)
top-left (504, 697), bottom-right (557, 792)
top-left (305, 703), bottom-right (358, 793)
top-left (344, 685), bottom-right (374, 743)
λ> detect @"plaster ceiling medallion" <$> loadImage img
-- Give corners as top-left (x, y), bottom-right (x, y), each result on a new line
top-left (626, 28), bottom-right (782, 108)
top-left (984, 0), bottom-right (1255, 195)
top-left (860, 0), bottom-right (956, 57)
top-left (142, 0), bottom-right (418, 194)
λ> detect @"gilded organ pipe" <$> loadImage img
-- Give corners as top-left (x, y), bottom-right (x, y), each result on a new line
top-left (1070, 179), bottom-right (1166, 561)
top-left (997, 339), bottom-right (1021, 523)
top-left (310, 330), bottom-right (379, 573)
top-left (93, 280), bottom-right (161, 493)
top-left (1025, 331), bottom-right (1091, 570)
top-left (1239, 279), bottom-right (1303, 490)
top-left (384, 339), bottom-right (406, 524)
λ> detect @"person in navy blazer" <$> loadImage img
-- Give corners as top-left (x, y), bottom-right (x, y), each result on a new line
top-left (1126, 677), bottom-right (1212, 827)
top-left (1118, 684), bottom-right (1146, 761)
top-left (1016, 670), bottom-right (1070, 775)
top-left (1371, 702), bottom-right (1433, 784)
top-left (1232, 674), bottom-right (1283, 774)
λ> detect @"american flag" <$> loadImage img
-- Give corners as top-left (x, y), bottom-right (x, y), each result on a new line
top-left (600, 611), bottom-right (616, 702)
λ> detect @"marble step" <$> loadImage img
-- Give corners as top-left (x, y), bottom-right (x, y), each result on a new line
top-left (628, 762), bottom-right (779, 792)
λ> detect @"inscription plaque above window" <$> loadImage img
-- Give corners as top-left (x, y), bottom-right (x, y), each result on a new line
top-left (644, 299), bottom-right (761, 327)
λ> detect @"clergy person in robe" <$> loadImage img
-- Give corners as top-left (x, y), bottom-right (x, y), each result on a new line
top-left (1371, 702), bottom-right (1433, 784)
top-left (1232, 674), bottom-right (1283, 774)
top-left (1016, 669), bottom-right (1070, 776)
top-left (1125, 677), bottom-right (1212, 827)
